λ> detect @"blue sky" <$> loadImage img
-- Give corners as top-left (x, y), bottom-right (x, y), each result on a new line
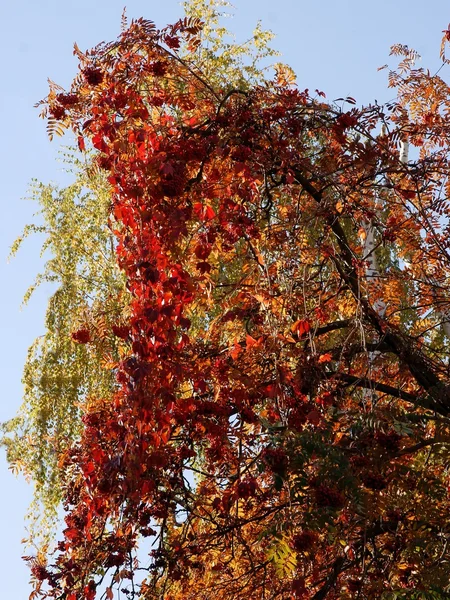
top-left (1, 0), bottom-right (449, 597)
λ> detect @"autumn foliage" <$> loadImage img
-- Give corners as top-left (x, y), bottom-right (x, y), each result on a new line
top-left (22, 11), bottom-right (450, 600)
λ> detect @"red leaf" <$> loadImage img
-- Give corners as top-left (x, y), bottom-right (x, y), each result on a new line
top-left (194, 243), bottom-right (211, 260)
top-left (112, 324), bottom-right (130, 339)
top-left (193, 202), bottom-right (204, 218)
top-left (196, 261), bottom-right (211, 273)
top-left (205, 205), bottom-right (216, 220)
top-left (178, 316), bottom-right (191, 330)
top-left (264, 383), bottom-right (279, 398)
top-left (92, 133), bottom-right (108, 152)
top-left (160, 162), bottom-right (174, 176)
top-left (193, 202), bottom-right (215, 221)
top-left (64, 527), bottom-right (80, 542)
top-left (307, 409), bottom-right (321, 426)
top-left (72, 329), bottom-right (91, 344)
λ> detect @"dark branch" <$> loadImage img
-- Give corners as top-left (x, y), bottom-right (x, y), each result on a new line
top-left (332, 372), bottom-right (429, 406)
top-left (311, 520), bottom-right (399, 599)
top-left (292, 169), bottom-right (450, 415)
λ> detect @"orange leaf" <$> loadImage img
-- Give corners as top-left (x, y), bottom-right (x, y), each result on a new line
top-left (277, 333), bottom-right (297, 344)
top-left (246, 334), bottom-right (257, 348)
top-left (291, 319), bottom-right (311, 337)
top-left (230, 343), bottom-right (242, 360)
top-left (318, 353), bottom-right (332, 363)
top-left (160, 427), bottom-right (171, 444)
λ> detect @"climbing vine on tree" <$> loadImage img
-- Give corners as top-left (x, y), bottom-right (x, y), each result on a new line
top-left (16, 9), bottom-right (450, 600)
top-left (2, 0), bottom-right (281, 545)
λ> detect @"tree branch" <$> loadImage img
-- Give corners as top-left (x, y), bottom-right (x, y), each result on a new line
top-left (331, 372), bottom-right (431, 407)
top-left (292, 168), bottom-right (450, 415)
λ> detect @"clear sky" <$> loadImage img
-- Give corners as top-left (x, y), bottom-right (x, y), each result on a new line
top-left (1, 0), bottom-right (449, 597)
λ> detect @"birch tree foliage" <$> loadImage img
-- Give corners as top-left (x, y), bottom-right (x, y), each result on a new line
top-left (3, 158), bottom-right (129, 544)
top-left (1, 0), bottom-right (281, 545)
top-left (181, 0), bottom-right (286, 86)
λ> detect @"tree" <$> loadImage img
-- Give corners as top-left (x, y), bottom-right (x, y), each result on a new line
top-left (19, 12), bottom-right (450, 600)
top-left (3, 156), bottom-right (128, 545)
